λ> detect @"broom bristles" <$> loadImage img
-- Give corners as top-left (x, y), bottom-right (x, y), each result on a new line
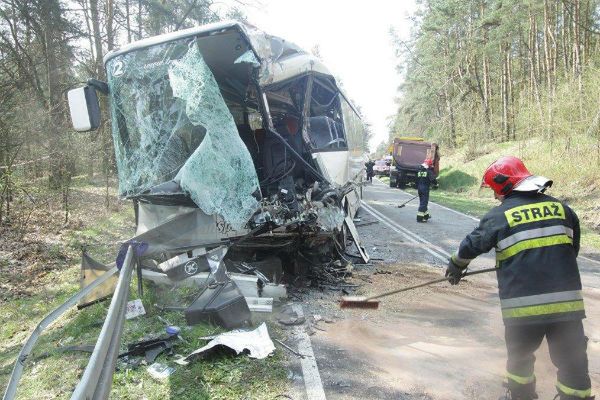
top-left (339, 296), bottom-right (380, 309)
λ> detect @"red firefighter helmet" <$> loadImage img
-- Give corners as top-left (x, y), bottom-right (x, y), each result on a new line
top-left (422, 158), bottom-right (434, 168)
top-left (482, 156), bottom-right (533, 196)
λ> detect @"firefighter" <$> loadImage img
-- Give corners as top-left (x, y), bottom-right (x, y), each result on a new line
top-left (445, 156), bottom-right (593, 400)
top-left (416, 157), bottom-right (434, 222)
top-left (365, 159), bottom-right (375, 183)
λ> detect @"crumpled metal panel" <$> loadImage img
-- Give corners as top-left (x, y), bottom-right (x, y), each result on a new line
top-left (316, 206), bottom-right (345, 231)
top-left (169, 44), bottom-right (259, 229)
top-left (242, 25), bottom-right (279, 85)
top-left (241, 23), bottom-right (313, 86)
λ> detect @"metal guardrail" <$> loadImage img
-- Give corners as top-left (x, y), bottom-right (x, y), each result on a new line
top-left (71, 246), bottom-right (134, 400)
top-left (2, 246), bottom-right (134, 400)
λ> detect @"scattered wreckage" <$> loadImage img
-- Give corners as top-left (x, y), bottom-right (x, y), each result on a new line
top-left (3, 20), bottom-right (369, 400)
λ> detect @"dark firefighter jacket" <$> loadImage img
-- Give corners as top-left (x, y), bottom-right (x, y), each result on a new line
top-left (416, 165), bottom-right (434, 191)
top-left (451, 192), bottom-right (584, 326)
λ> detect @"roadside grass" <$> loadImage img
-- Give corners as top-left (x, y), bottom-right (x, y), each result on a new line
top-left (438, 137), bottom-right (600, 252)
top-left (2, 283), bottom-right (287, 400)
top-left (0, 179), bottom-right (289, 399)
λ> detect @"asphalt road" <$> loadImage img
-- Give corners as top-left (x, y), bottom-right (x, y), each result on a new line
top-left (288, 178), bottom-right (600, 400)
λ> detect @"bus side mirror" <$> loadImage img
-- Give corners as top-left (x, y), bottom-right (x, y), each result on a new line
top-left (67, 86), bottom-right (101, 131)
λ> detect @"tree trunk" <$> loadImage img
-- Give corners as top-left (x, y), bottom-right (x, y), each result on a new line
top-left (106, 0), bottom-right (115, 51)
top-left (543, 0), bottom-right (552, 91)
top-left (42, 0), bottom-right (64, 186)
top-left (508, 42), bottom-right (515, 139)
top-left (138, 0), bottom-right (143, 39)
top-left (527, 8), bottom-right (543, 126)
top-left (572, 0), bottom-right (581, 80)
top-left (561, 1), bottom-right (570, 78)
top-left (125, 0), bottom-right (132, 43)
top-left (444, 88), bottom-right (456, 147)
top-left (82, 0), bottom-right (95, 62)
top-left (501, 42), bottom-right (510, 141)
top-left (572, 0), bottom-right (583, 116)
top-left (89, 0), bottom-right (105, 80)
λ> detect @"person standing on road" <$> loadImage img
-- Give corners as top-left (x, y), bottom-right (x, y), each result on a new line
top-left (365, 159), bottom-right (375, 183)
top-left (416, 158), bottom-right (435, 222)
top-left (445, 156), bottom-right (593, 400)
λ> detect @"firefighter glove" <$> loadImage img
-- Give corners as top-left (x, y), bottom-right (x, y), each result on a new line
top-left (445, 258), bottom-right (465, 285)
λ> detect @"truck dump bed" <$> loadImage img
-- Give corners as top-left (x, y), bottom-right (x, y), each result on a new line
top-left (389, 137), bottom-right (439, 188)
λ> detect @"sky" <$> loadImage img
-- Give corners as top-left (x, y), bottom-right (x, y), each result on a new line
top-left (221, 0), bottom-right (418, 152)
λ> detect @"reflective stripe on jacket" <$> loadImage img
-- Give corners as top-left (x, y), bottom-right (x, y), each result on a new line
top-left (451, 192), bottom-right (584, 326)
top-left (416, 165), bottom-right (434, 189)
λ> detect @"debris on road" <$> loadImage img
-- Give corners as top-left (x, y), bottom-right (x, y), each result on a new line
top-left (245, 296), bottom-right (273, 313)
top-left (262, 283), bottom-right (288, 301)
top-left (277, 305), bottom-right (306, 326)
top-left (125, 299), bottom-right (146, 320)
top-left (184, 279), bottom-right (251, 329)
top-left (374, 269), bottom-right (392, 275)
top-left (176, 322), bottom-right (275, 364)
top-left (147, 363), bottom-right (176, 380)
top-left (354, 220), bottom-right (379, 227)
top-left (119, 334), bottom-right (178, 365)
top-left (274, 338), bottom-right (309, 359)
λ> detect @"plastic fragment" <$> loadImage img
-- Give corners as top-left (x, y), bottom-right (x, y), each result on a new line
top-left (147, 363), bottom-right (175, 379)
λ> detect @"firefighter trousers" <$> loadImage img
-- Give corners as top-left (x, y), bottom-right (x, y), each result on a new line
top-left (417, 185), bottom-right (430, 222)
top-left (505, 320), bottom-right (592, 399)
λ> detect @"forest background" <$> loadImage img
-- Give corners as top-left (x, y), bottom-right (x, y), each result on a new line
top-left (383, 0), bottom-right (600, 235)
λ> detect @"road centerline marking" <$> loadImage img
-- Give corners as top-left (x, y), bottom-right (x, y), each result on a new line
top-left (360, 200), bottom-right (449, 263)
top-left (371, 178), bottom-right (600, 266)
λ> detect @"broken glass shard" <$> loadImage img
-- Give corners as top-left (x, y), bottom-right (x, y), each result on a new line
top-left (169, 44), bottom-right (259, 228)
top-left (106, 38), bottom-right (259, 229)
top-left (234, 50), bottom-right (260, 67)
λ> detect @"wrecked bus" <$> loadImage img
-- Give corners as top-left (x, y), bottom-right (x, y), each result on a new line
top-left (67, 20), bottom-right (369, 296)
top-left (4, 22), bottom-right (371, 399)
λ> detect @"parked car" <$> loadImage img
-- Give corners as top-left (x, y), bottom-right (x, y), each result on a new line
top-left (373, 159), bottom-right (390, 176)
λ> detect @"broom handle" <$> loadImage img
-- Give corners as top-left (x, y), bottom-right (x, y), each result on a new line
top-left (365, 267), bottom-right (497, 301)
top-left (400, 196), bottom-right (417, 206)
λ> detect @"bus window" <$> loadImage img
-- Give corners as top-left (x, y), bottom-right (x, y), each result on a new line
top-left (306, 77), bottom-right (347, 151)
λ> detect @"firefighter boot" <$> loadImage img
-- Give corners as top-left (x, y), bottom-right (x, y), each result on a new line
top-left (416, 214), bottom-right (425, 223)
top-left (424, 212), bottom-right (431, 221)
top-left (499, 380), bottom-right (538, 400)
top-left (553, 394), bottom-right (595, 400)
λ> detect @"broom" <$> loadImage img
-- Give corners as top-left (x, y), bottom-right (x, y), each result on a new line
top-left (340, 267), bottom-right (497, 309)
top-left (397, 196), bottom-right (417, 208)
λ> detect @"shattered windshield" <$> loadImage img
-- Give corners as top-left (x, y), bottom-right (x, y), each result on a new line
top-left (106, 37), bottom-right (260, 228)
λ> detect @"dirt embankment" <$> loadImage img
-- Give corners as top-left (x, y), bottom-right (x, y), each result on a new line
top-left (0, 181), bottom-right (133, 300)
top-left (435, 138), bottom-right (600, 248)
